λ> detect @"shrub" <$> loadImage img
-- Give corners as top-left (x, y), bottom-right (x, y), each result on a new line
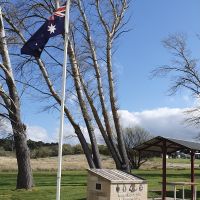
top-left (73, 144), bottom-right (83, 154)
top-left (31, 147), bottom-right (52, 158)
top-left (98, 145), bottom-right (109, 156)
top-left (62, 144), bottom-right (73, 155)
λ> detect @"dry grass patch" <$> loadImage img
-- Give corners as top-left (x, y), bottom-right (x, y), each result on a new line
top-left (0, 154), bottom-right (115, 171)
top-left (1, 155), bottom-right (199, 171)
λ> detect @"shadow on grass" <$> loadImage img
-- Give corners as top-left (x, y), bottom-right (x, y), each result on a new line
top-left (34, 173), bottom-right (87, 187)
top-left (35, 182), bottom-right (87, 187)
top-left (0, 182), bottom-right (14, 187)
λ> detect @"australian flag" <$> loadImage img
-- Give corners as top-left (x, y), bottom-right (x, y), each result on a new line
top-left (21, 6), bottom-right (66, 58)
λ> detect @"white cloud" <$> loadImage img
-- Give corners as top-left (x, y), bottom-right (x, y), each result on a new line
top-left (55, 107), bottom-right (200, 144)
top-left (0, 121), bottom-right (53, 142)
top-left (53, 123), bottom-right (103, 145)
top-left (53, 124), bottom-right (81, 145)
top-left (119, 108), bottom-right (199, 140)
top-left (63, 124), bottom-right (78, 144)
top-left (27, 125), bottom-right (51, 142)
top-left (0, 119), bottom-right (12, 138)
top-left (2, 107), bottom-right (200, 144)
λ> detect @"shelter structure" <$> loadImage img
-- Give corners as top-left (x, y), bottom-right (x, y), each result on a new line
top-left (133, 136), bottom-right (200, 200)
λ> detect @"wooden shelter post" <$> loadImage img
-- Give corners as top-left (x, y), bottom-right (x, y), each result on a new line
top-left (191, 150), bottom-right (195, 200)
top-left (162, 140), bottom-right (167, 200)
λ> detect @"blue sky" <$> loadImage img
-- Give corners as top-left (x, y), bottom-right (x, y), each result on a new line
top-left (116, 0), bottom-right (200, 110)
top-left (20, 0), bottom-right (200, 142)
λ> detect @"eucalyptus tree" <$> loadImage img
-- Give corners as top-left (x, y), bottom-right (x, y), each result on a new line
top-left (2, 0), bottom-right (131, 171)
top-left (0, 7), bottom-right (33, 189)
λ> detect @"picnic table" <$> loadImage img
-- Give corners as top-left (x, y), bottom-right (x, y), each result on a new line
top-left (165, 182), bottom-right (198, 200)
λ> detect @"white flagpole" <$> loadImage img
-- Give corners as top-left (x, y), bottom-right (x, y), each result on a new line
top-left (56, 1), bottom-right (70, 200)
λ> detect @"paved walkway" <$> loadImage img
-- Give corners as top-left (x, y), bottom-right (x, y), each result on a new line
top-left (148, 198), bottom-right (189, 200)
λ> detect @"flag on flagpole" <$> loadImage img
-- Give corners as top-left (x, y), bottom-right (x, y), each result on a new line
top-left (21, 2), bottom-right (71, 199)
top-left (21, 6), bottom-right (66, 57)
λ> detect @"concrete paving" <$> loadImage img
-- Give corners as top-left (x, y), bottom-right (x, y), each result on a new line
top-left (148, 198), bottom-right (189, 200)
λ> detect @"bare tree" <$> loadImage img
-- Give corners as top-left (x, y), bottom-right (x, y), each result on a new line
top-left (123, 126), bottom-right (152, 169)
top-left (74, 0), bottom-right (129, 170)
top-left (0, 7), bottom-right (33, 189)
top-left (2, 0), bottom-right (131, 171)
top-left (152, 33), bottom-right (200, 126)
top-left (67, 40), bottom-right (102, 168)
top-left (72, 0), bottom-right (131, 171)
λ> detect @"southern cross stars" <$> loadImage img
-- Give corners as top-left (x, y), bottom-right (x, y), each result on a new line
top-left (48, 24), bottom-right (56, 34)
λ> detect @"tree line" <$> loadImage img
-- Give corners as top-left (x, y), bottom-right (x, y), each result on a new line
top-left (0, 138), bottom-right (110, 158)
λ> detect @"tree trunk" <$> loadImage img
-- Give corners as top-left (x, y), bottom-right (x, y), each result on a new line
top-left (76, 0), bottom-right (123, 169)
top-left (79, 70), bottom-right (123, 169)
top-left (74, 124), bottom-right (96, 168)
top-left (93, 0), bottom-right (130, 171)
top-left (13, 123), bottom-right (33, 189)
top-left (36, 58), bottom-right (96, 168)
top-left (0, 8), bottom-right (33, 189)
top-left (107, 41), bottom-right (130, 172)
top-left (68, 41), bottom-right (102, 168)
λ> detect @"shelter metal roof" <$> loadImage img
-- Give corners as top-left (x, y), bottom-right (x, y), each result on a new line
top-left (133, 136), bottom-right (200, 153)
top-left (88, 169), bottom-right (146, 183)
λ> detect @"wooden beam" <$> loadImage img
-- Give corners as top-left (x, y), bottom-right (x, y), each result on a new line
top-left (191, 150), bottom-right (195, 200)
top-left (162, 140), bottom-right (167, 200)
top-left (138, 140), bottom-right (163, 151)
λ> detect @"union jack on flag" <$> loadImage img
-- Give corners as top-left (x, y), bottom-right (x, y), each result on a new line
top-left (54, 6), bottom-right (66, 17)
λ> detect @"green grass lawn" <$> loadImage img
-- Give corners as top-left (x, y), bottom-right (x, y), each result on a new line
top-left (0, 171), bottom-right (87, 200)
top-left (0, 169), bottom-right (199, 200)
